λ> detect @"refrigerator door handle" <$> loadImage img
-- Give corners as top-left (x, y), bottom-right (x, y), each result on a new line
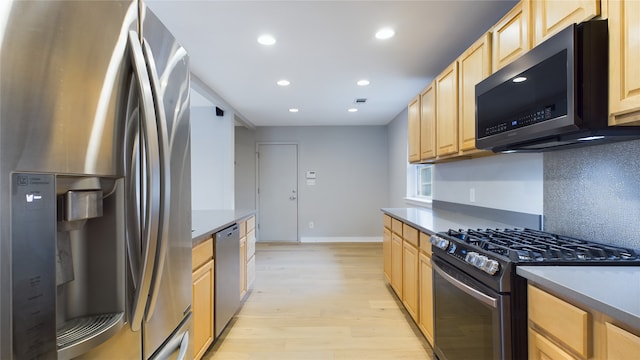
top-left (141, 39), bottom-right (172, 321)
top-left (127, 30), bottom-right (162, 332)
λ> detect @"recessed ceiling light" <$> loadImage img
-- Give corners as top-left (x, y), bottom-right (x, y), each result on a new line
top-left (257, 34), bottom-right (276, 45)
top-left (375, 28), bottom-right (395, 40)
top-left (289, 108), bottom-right (299, 113)
top-left (348, 108), bottom-right (358, 113)
top-left (277, 79), bottom-right (290, 86)
top-left (357, 79), bottom-right (370, 86)
top-left (512, 76), bottom-right (527, 83)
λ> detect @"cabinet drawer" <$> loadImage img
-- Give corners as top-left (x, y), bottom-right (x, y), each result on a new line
top-left (528, 285), bottom-right (590, 358)
top-left (391, 218), bottom-right (403, 235)
top-left (383, 214), bottom-right (392, 229)
top-left (403, 224), bottom-right (419, 247)
top-left (192, 237), bottom-right (213, 271)
top-left (419, 232), bottom-right (432, 256)
top-left (246, 216), bottom-right (256, 231)
top-left (605, 322), bottom-right (640, 360)
top-left (239, 221), bottom-right (246, 236)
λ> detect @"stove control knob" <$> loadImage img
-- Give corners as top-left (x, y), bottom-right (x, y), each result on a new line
top-left (430, 235), bottom-right (450, 250)
top-left (465, 252), bottom-right (479, 264)
top-left (484, 260), bottom-right (500, 275)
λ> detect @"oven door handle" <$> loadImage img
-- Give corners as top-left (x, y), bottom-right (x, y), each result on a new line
top-left (433, 262), bottom-right (498, 308)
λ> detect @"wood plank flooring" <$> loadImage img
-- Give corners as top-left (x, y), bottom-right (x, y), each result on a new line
top-left (203, 242), bottom-right (434, 359)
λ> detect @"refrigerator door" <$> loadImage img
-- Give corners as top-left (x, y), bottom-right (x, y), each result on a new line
top-left (139, 7), bottom-right (193, 359)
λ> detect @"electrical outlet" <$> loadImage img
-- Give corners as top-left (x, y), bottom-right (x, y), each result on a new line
top-left (469, 188), bottom-right (476, 203)
top-left (309, 221), bottom-right (314, 229)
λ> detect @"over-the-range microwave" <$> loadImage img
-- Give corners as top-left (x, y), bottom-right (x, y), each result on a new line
top-left (475, 20), bottom-right (640, 153)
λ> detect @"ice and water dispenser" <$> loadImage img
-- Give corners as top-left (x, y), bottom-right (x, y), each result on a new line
top-left (12, 173), bottom-right (127, 359)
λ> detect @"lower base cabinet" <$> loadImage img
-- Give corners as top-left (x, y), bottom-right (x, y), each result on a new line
top-left (418, 251), bottom-right (434, 345)
top-left (192, 238), bottom-right (214, 360)
top-left (528, 284), bottom-right (640, 360)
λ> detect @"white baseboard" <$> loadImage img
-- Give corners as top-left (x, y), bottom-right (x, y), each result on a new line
top-left (300, 236), bottom-right (383, 243)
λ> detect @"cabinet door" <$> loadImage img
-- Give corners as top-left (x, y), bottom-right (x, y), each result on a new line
top-left (529, 328), bottom-right (575, 360)
top-left (458, 33), bottom-right (491, 153)
top-left (609, 0), bottom-right (640, 125)
top-left (240, 236), bottom-right (247, 299)
top-left (391, 233), bottom-right (403, 297)
top-left (192, 260), bottom-right (214, 360)
top-left (408, 95), bottom-right (421, 163)
top-left (532, 0), bottom-right (600, 46)
top-left (418, 252), bottom-right (434, 346)
top-left (402, 241), bottom-right (419, 321)
top-left (492, 0), bottom-right (530, 71)
top-left (436, 62), bottom-right (459, 157)
top-left (383, 227), bottom-right (392, 284)
top-left (420, 83), bottom-right (436, 161)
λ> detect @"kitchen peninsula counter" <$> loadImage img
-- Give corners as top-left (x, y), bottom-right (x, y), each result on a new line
top-left (192, 209), bottom-right (256, 245)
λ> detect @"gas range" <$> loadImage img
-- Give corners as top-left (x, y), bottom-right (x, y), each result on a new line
top-left (430, 228), bottom-right (640, 293)
top-left (429, 228), bottom-right (640, 360)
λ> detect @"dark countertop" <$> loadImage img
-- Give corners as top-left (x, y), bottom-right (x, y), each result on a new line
top-left (517, 266), bottom-right (640, 330)
top-left (192, 209), bottom-right (256, 246)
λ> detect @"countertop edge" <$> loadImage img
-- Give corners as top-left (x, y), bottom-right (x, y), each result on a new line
top-left (192, 209), bottom-right (256, 246)
top-left (517, 266), bottom-right (640, 330)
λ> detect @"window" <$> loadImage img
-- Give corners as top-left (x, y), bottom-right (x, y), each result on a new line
top-left (416, 165), bottom-right (432, 198)
top-left (406, 164), bottom-right (433, 204)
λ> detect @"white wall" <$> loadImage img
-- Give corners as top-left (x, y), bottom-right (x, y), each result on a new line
top-left (385, 113), bottom-right (544, 214)
top-left (234, 126), bottom-right (256, 210)
top-left (190, 106), bottom-right (235, 210)
top-left (251, 126), bottom-right (388, 241)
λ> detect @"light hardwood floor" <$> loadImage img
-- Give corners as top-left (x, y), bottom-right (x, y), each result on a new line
top-left (203, 242), bottom-right (434, 359)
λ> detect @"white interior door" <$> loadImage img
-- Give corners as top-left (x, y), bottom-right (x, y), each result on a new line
top-left (257, 144), bottom-right (298, 241)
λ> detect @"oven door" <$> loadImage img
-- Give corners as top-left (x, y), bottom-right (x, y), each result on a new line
top-left (432, 256), bottom-right (511, 360)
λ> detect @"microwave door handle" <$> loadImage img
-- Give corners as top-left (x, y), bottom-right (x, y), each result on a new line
top-left (127, 30), bottom-right (162, 332)
top-left (433, 262), bottom-right (498, 308)
top-left (141, 40), bottom-right (171, 321)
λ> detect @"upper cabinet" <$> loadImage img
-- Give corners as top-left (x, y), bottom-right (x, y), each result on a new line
top-left (609, 0), bottom-right (640, 125)
top-left (532, 0), bottom-right (600, 46)
top-left (492, 0), bottom-right (531, 71)
top-left (408, 96), bottom-right (421, 163)
top-left (458, 33), bottom-right (492, 154)
top-left (436, 63), bottom-right (459, 157)
top-left (420, 84), bottom-right (436, 160)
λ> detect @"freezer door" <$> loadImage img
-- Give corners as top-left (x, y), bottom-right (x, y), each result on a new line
top-left (139, 7), bottom-right (193, 359)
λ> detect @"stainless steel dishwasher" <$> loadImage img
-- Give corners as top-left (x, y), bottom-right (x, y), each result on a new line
top-left (214, 224), bottom-right (240, 338)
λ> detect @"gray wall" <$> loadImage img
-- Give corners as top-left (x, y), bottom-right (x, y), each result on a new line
top-left (387, 108), bottom-right (410, 208)
top-left (234, 126), bottom-right (256, 210)
top-left (544, 139), bottom-right (640, 249)
top-left (385, 112), bottom-right (544, 214)
top-left (236, 126), bottom-right (388, 241)
top-left (190, 106), bottom-right (235, 210)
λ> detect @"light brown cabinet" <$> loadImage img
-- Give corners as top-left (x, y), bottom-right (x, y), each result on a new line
top-left (458, 33), bottom-right (492, 154)
top-left (492, 0), bottom-right (531, 71)
top-left (528, 283), bottom-right (640, 360)
top-left (418, 232), bottom-right (434, 346)
top-left (383, 224), bottom-right (392, 283)
top-left (436, 63), bottom-right (459, 158)
top-left (402, 224), bottom-right (419, 322)
top-left (608, 0), bottom-right (640, 126)
top-left (408, 95), bottom-right (421, 163)
top-left (192, 238), bottom-right (214, 360)
top-left (383, 215), bottom-right (434, 347)
top-left (239, 215), bottom-right (256, 301)
top-left (420, 83), bottom-right (437, 161)
top-left (532, 0), bottom-right (600, 46)
top-left (391, 232), bottom-right (403, 296)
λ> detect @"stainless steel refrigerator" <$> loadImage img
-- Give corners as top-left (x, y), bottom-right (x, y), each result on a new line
top-left (0, 1), bottom-right (193, 359)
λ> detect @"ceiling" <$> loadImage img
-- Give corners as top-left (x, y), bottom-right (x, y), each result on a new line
top-left (146, 0), bottom-right (517, 127)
